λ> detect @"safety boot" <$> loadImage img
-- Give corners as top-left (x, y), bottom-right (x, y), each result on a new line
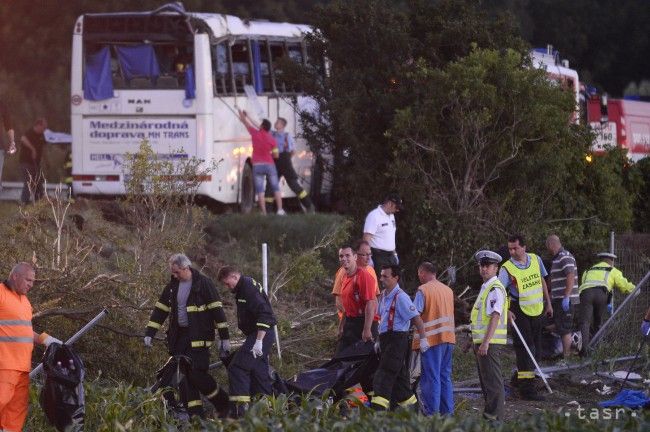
top-left (519, 380), bottom-right (545, 401)
top-left (208, 388), bottom-right (230, 419)
top-left (228, 402), bottom-right (249, 419)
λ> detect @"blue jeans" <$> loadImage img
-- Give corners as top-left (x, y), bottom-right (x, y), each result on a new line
top-left (420, 343), bottom-right (454, 415)
top-left (252, 163), bottom-right (279, 194)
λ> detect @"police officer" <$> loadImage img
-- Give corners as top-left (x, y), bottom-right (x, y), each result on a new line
top-left (471, 251), bottom-right (509, 422)
top-left (498, 234), bottom-right (552, 401)
top-left (363, 194), bottom-right (403, 278)
top-left (217, 266), bottom-right (277, 418)
top-left (578, 252), bottom-right (635, 354)
top-left (371, 265), bottom-right (428, 411)
top-left (144, 254), bottom-right (230, 418)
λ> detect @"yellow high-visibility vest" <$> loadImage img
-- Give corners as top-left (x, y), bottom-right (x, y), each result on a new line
top-left (502, 254), bottom-right (544, 316)
top-left (579, 262), bottom-right (635, 294)
top-left (471, 279), bottom-right (509, 345)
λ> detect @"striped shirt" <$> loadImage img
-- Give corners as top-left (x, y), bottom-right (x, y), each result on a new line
top-left (549, 248), bottom-right (579, 300)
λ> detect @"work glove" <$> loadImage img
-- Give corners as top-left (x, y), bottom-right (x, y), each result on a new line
top-left (43, 335), bottom-right (62, 347)
top-left (419, 337), bottom-right (430, 353)
top-left (562, 297), bottom-right (570, 312)
top-left (144, 336), bottom-right (152, 347)
top-left (641, 320), bottom-right (650, 337)
top-left (607, 303), bottom-right (613, 314)
top-left (251, 339), bottom-right (263, 359)
top-left (220, 339), bottom-right (231, 357)
top-left (374, 341), bottom-right (381, 354)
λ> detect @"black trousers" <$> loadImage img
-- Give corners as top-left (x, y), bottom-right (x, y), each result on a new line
top-left (334, 317), bottom-right (378, 394)
top-left (510, 301), bottom-right (542, 386)
top-left (579, 287), bottom-right (608, 351)
top-left (370, 248), bottom-right (398, 281)
top-left (372, 331), bottom-right (414, 409)
top-left (264, 152), bottom-right (312, 207)
top-left (228, 329), bottom-right (274, 408)
top-left (335, 316), bottom-right (378, 356)
top-left (474, 344), bottom-right (505, 421)
top-left (170, 328), bottom-right (220, 416)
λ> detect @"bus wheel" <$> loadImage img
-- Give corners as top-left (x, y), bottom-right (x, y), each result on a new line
top-left (239, 163), bottom-right (254, 214)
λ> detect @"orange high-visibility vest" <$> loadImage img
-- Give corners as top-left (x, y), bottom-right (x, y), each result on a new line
top-left (0, 283), bottom-right (34, 372)
top-left (412, 279), bottom-right (456, 350)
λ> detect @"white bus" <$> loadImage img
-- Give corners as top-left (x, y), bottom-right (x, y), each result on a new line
top-left (70, 3), bottom-right (316, 211)
top-left (530, 45), bottom-right (580, 124)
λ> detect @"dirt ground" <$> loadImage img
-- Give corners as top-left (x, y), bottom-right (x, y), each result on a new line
top-left (455, 356), bottom-right (648, 421)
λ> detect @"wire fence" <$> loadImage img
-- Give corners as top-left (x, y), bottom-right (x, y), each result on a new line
top-left (591, 233), bottom-right (650, 360)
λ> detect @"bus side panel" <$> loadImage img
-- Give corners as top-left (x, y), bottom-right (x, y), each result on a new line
top-left (212, 97), bottom-right (251, 204)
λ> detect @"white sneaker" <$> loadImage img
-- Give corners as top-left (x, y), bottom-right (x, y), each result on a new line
top-left (276, 209), bottom-right (287, 216)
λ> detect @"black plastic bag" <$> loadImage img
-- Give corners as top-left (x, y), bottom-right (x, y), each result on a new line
top-left (39, 343), bottom-right (85, 431)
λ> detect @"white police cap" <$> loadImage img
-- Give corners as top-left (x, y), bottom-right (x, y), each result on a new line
top-left (474, 250), bottom-right (502, 264)
top-left (597, 252), bottom-right (617, 260)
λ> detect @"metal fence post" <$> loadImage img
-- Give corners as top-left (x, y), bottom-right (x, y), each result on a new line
top-left (262, 243), bottom-right (282, 361)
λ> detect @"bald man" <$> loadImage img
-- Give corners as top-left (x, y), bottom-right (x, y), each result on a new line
top-left (545, 235), bottom-right (579, 360)
top-left (1, 262), bottom-right (62, 432)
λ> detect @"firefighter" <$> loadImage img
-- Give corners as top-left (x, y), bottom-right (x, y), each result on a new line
top-left (217, 266), bottom-right (277, 418)
top-left (371, 265), bottom-right (428, 411)
top-left (498, 234), bottom-right (552, 401)
top-left (471, 250), bottom-right (509, 422)
top-left (578, 252), bottom-right (635, 354)
top-left (63, 149), bottom-right (73, 191)
top-left (1, 262), bottom-right (62, 432)
top-left (144, 254), bottom-right (230, 418)
top-left (413, 261), bottom-right (455, 415)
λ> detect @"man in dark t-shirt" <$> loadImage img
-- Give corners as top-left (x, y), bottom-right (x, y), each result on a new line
top-left (20, 118), bottom-right (47, 204)
top-left (0, 98), bottom-right (16, 189)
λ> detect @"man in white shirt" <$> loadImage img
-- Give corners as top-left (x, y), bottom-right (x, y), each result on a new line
top-left (363, 194), bottom-right (402, 278)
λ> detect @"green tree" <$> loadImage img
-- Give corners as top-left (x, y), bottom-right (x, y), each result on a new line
top-left (388, 48), bottom-right (590, 269)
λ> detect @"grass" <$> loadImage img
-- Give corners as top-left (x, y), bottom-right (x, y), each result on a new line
top-left (26, 379), bottom-right (650, 431)
top-left (0, 198), bottom-right (645, 430)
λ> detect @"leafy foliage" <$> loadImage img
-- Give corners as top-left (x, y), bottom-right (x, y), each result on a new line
top-left (26, 381), bottom-right (650, 431)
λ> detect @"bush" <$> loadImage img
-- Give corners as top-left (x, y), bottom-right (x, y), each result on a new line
top-left (27, 382), bottom-right (650, 431)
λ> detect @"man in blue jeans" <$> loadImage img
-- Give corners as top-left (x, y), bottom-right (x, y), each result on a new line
top-left (237, 110), bottom-right (285, 215)
top-left (413, 262), bottom-right (455, 415)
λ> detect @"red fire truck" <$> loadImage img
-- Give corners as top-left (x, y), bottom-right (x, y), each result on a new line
top-left (532, 45), bottom-right (650, 162)
top-left (586, 96), bottom-right (650, 162)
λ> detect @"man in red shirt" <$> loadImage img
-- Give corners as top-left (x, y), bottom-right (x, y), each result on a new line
top-left (335, 245), bottom-right (378, 356)
top-left (238, 110), bottom-right (285, 215)
top-left (332, 240), bottom-right (380, 319)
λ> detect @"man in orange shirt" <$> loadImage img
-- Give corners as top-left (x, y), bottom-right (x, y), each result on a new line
top-left (334, 245), bottom-right (378, 356)
top-left (0, 262), bottom-right (62, 432)
top-left (332, 240), bottom-right (380, 319)
top-left (413, 262), bottom-right (456, 415)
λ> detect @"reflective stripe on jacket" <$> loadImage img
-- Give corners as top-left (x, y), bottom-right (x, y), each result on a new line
top-left (502, 253), bottom-right (543, 316)
top-left (579, 262), bottom-right (635, 294)
top-left (145, 268), bottom-right (229, 350)
top-left (412, 280), bottom-right (455, 350)
top-left (0, 283), bottom-right (34, 372)
top-left (471, 280), bottom-right (509, 345)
